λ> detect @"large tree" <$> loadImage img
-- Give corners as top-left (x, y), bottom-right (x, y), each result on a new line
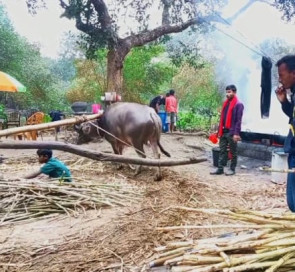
top-left (24, 0), bottom-right (293, 96)
top-left (26, 0), bottom-right (226, 95)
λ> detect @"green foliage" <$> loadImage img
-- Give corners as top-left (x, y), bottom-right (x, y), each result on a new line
top-left (165, 30), bottom-right (206, 70)
top-left (67, 45), bottom-right (175, 104)
top-left (178, 109), bottom-right (220, 131)
top-left (0, 4), bottom-right (74, 112)
top-left (173, 63), bottom-right (222, 131)
top-left (66, 59), bottom-right (106, 103)
top-left (123, 45), bottom-right (174, 102)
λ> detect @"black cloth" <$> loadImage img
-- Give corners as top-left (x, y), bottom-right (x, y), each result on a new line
top-left (283, 87), bottom-right (295, 154)
top-left (149, 96), bottom-right (165, 108)
top-left (260, 56), bottom-right (272, 118)
top-left (49, 111), bottom-right (64, 121)
top-left (49, 110), bottom-right (65, 133)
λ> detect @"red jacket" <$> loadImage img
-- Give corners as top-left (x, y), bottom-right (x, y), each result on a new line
top-left (165, 95), bottom-right (178, 113)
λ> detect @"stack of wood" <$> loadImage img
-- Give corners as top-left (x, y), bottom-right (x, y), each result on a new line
top-left (0, 179), bottom-right (142, 227)
top-left (150, 207), bottom-right (295, 271)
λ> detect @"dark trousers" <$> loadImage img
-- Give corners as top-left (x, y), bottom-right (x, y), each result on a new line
top-left (218, 131), bottom-right (237, 170)
top-left (287, 154), bottom-right (295, 212)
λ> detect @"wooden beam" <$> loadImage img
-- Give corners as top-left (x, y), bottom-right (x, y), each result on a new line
top-left (0, 141), bottom-right (207, 166)
top-left (0, 113), bottom-right (103, 137)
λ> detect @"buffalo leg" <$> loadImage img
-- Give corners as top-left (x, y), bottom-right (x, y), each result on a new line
top-left (112, 143), bottom-right (123, 170)
top-left (150, 142), bottom-right (162, 181)
top-left (134, 144), bottom-right (146, 175)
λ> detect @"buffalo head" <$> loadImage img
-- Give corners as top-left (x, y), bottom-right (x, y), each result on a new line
top-left (74, 121), bottom-right (101, 145)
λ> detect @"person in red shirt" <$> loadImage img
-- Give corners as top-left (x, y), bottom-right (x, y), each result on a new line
top-left (165, 89), bottom-right (178, 133)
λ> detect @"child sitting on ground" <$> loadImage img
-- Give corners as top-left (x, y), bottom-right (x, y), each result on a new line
top-left (25, 149), bottom-right (72, 182)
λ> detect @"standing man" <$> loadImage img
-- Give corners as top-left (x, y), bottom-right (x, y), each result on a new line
top-left (165, 89), bottom-right (178, 133)
top-left (149, 94), bottom-right (165, 113)
top-left (210, 85), bottom-right (244, 176)
top-left (275, 55), bottom-right (295, 212)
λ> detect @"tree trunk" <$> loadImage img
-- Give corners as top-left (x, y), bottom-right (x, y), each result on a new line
top-left (106, 46), bottom-right (129, 95)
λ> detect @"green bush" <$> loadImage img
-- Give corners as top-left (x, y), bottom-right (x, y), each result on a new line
top-left (178, 109), bottom-right (219, 131)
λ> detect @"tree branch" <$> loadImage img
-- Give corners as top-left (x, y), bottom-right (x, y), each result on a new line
top-left (124, 18), bottom-right (199, 48)
top-left (224, 0), bottom-right (274, 24)
top-left (161, 0), bottom-right (173, 25)
top-left (226, 0), bottom-right (258, 23)
top-left (91, 0), bottom-right (113, 29)
top-left (0, 141), bottom-right (207, 167)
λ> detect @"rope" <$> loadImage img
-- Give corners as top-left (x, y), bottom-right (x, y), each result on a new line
top-left (87, 120), bottom-right (147, 157)
top-left (202, 18), bottom-right (274, 62)
top-left (213, 12), bottom-right (273, 60)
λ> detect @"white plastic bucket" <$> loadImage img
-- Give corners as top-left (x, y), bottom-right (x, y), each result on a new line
top-left (271, 148), bottom-right (288, 184)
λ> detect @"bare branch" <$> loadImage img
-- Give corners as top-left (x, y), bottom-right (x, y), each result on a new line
top-left (0, 141), bottom-right (207, 167)
top-left (161, 0), bottom-right (173, 25)
top-left (91, 0), bottom-right (113, 29)
top-left (226, 0), bottom-right (274, 23)
top-left (59, 0), bottom-right (68, 9)
top-left (123, 18), bottom-right (199, 48)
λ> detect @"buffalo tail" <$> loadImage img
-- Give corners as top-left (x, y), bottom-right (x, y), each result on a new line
top-left (158, 141), bottom-right (171, 157)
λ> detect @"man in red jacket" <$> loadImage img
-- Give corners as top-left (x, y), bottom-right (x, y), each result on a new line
top-left (210, 85), bottom-right (244, 176)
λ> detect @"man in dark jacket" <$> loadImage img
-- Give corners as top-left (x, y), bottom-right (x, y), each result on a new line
top-left (210, 85), bottom-right (244, 176)
top-left (276, 55), bottom-right (295, 212)
top-left (149, 95), bottom-right (165, 113)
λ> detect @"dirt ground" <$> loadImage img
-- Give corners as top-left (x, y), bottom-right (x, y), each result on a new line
top-left (0, 132), bottom-right (288, 272)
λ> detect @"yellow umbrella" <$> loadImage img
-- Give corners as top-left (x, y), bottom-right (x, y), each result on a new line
top-left (0, 72), bottom-right (26, 93)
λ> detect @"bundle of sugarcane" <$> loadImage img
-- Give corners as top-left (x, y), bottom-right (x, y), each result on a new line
top-left (150, 206), bottom-right (295, 271)
top-left (0, 179), bottom-right (142, 226)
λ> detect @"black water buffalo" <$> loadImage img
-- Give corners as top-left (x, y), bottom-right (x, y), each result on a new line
top-left (74, 102), bottom-right (171, 180)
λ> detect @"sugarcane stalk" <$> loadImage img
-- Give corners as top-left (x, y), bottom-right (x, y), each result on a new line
top-left (223, 257), bottom-right (295, 272)
top-left (265, 251), bottom-right (295, 272)
top-left (156, 224), bottom-right (282, 231)
top-left (259, 166), bottom-right (295, 173)
top-left (220, 251), bottom-right (231, 266)
top-left (159, 246), bottom-right (192, 258)
top-left (171, 266), bottom-right (200, 272)
top-left (155, 241), bottom-right (194, 252)
top-left (149, 252), bottom-right (184, 267)
top-left (225, 229), bottom-right (272, 246)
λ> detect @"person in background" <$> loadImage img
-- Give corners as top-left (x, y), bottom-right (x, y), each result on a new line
top-left (210, 84), bottom-right (244, 176)
top-left (92, 103), bottom-right (101, 114)
top-left (49, 110), bottom-right (65, 133)
top-left (24, 149), bottom-right (72, 182)
top-left (165, 89), bottom-right (178, 133)
top-left (275, 55), bottom-right (295, 212)
top-left (149, 94), bottom-right (166, 113)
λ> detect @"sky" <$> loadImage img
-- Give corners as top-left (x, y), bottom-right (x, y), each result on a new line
top-left (2, 0), bottom-right (295, 58)
top-left (222, 0), bottom-right (295, 45)
top-left (2, 0), bottom-right (77, 58)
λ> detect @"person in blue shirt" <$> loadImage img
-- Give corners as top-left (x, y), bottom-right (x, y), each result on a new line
top-left (25, 149), bottom-right (72, 182)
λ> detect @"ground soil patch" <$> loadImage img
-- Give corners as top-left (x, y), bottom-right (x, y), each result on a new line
top-left (0, 133), bottom-right (287, 271)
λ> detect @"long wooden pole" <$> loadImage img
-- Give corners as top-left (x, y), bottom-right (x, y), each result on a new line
top-left (0, 141), bottom-right (207, 166)
top-left (0, 113), bottom-right (103, 137)
top-left (259, 167), bottom-right (295, 174)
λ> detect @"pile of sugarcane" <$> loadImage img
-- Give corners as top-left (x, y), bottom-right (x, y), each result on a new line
top-left (150, 206), bottom-right (295, 271)
top-left (0, 179), bottom-right (142, 226)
